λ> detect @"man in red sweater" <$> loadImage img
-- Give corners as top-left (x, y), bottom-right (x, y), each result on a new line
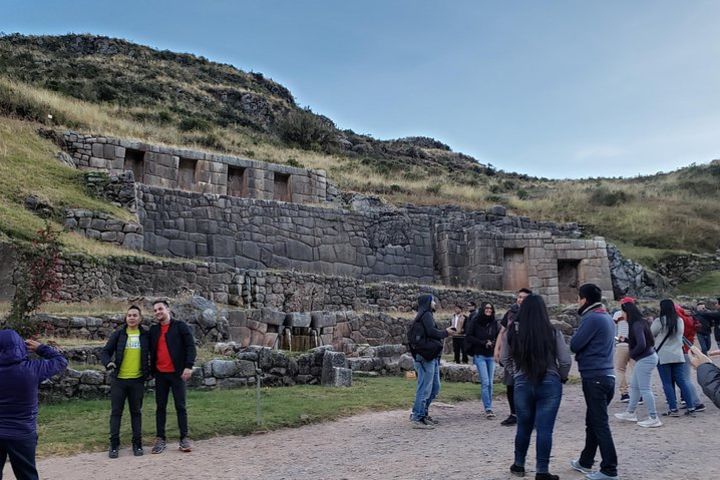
top-left (149, 300), bottom-right (196, 454)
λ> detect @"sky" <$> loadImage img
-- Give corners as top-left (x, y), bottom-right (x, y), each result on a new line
top-left (4, 0), bottom-right (720, 179)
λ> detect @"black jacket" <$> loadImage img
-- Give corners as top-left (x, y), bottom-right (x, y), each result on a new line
top-left (408, 294), bottom-right (448, 361)
top-left (465, 314), bottom-right (500, 357)
top-left (150, 318), bottom-right (197, 374)
top-left (100, 326), bottom-right (151, 380)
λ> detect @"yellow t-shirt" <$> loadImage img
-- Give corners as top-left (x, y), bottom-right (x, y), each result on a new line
top-left (117, 328), bottom-right (142, 379)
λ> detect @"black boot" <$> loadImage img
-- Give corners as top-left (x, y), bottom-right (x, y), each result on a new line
top-left (510, 464), bottom-right (525, 477)
top-left (535, 473), bottom-right (559, 480)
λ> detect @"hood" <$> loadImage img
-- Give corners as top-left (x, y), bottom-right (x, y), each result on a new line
top-left (416, 294), bottom-right (434, 315)
top-left (0, 329), bottom-right (28, 366)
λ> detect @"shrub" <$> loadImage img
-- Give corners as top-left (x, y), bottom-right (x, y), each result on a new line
top-left (6, 224), bottom-right (62, 338)
top-left (179, 117), bottom-right (212, 132)
top-left (517, 189), bottom-right (529, 200)
top-left (276, 108), bottom-right (337, 151)
top-left (589, 186), bottom-right (631, 206)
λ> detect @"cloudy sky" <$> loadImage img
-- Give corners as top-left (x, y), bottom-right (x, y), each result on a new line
top-left (5, 0), bottom-right (720, 178)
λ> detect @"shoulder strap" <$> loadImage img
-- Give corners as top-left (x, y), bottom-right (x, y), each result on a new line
top-left (655, 330), bottom-right (672, 353)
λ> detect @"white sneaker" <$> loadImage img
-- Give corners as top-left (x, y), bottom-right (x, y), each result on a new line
top-left (637, 416), bottom-right (663, 428)
top-left (614, 411), bottom-right (638, 422)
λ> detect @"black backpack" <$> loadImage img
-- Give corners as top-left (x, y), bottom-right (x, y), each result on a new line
top-left (407, 315), bottom-right (443, 361)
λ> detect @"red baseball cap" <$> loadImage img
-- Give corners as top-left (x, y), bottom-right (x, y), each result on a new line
top-left (619, 296), bottom-right (635, 305)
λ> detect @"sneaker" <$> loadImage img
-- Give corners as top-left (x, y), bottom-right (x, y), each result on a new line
top-left (680, 400), bottom-right (687, 408)
top-left (638, 416), bottom-right (663, 428)
top-left (132, 444), bottom-right (144, 457)
top-left (179, 437), bottom-right (192, 452)
top-left (411, 418), bottom-right (435, 430)
top-left (661, 409), bottom-right (680, 417)
top-left (684, 409), bottom-right (696, 417)
top-left (108, 446), bottom-right (119, 459)
top-left (486, 410), bottom-right (496, 419)
top-left (570, 459), bottom-right (594, 474)
top-left (638, 397), bottom-right (644, 405)
top-left (614, 411), bottom-right (638, 422)
top-left (151, 437), bottom-right (166, 454)
top-left (695, 403), bottom-right (706, 412)
top-left (501, 414), bottom-right (517, 426)
top-left (619, 393), bottom-right (630, 403)
top-left (425, 415), bottom-right (439, 425)
top-left (585, 472), bottom-right (619, 480)
top-left (510, 463), bottom-right (525, 477)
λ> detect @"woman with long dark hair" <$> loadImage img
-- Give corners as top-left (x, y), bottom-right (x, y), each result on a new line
top-left (614, 302), bottom-right (661, 427)
top-left (652, 299), bottom-right (697, 417)
top-left (501, 294), bottom-right (571, 480)
top-left (464, 302), bottom-right (500, 418)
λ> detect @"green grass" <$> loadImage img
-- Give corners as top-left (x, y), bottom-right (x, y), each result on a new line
top-left (675, 271), bottom-right (720, 296)
top-left (611, 241), bottom-right (688, 269)
top-left (37, 376), bottom-right (488, 456)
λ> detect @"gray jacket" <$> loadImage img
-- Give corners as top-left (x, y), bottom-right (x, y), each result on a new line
top-left (651, 317), bottom-right (685, 365)
top-left (501, 328), bottom-right (572, 380)
top-left (697, 363), bottom-right (720, 409)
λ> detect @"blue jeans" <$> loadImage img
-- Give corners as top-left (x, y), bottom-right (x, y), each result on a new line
top-left (0, 435), bottom-right (39, 480)
top-left (473, 355), bottom-right (495, 411)
top-left (513, 373), bottom-right (562, 474)
top-left (411, 356), bottom-right (440, 421)
top-left (579, 375), bottom-right (618, 477)
top-left (628, 352), bottom-right (658, 417)
top-left (697, 332), bottom-right (711, 354)
top-left (680, 354), bottom-right (700, 405)
top-left (658, 361), bottom-right (696, 411)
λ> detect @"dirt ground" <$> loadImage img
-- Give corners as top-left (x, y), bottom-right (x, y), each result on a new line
top-left (5, 364), bottom-right (718, 480)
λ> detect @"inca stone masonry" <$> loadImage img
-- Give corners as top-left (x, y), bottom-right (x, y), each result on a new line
top-left (56, 132), bottom-right (613, 305)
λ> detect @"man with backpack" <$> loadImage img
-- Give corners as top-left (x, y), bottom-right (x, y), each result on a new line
top-left (408, 294), bottom-right (455, 429)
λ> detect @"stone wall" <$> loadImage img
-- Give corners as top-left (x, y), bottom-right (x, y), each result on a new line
top-left (136, 184), bottom-right (612, 303)
top-left (655, 250), bottom-right (720, 286)
top-left (39, 346), bottom-right (350, 401)
top-left (84, 171), bottom-right (137, 212)
top-left (606, 244), bottom-right (667, 298)
top-left (61, 132), bottom-right (327, 204)
top-left (64, 209), bottom-right (144, 250)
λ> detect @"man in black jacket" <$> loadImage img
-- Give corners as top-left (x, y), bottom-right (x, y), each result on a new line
top-left (101, 305), bottom-right (151, 458)
top-left (408, 294), bottom-right (455, 429)
top-left (149, 300), bottom-right (196, 454)
top-left (694, 302), bottom-right (720, 354)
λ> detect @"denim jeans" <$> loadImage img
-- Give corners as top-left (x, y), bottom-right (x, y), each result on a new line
top-left (697, 332), bottom-right (711, 354)
top-left (411, 356), bottom-right (440, 421)
top-left (513, 373), bottom-right (562, 474)
top-left (658, 361), bottom-right (696, 411)
top-left (155, 372), bottom-right (189, 439)
top-left (579, 375), bottom-right (618, 477)
top-left (473, 355), bottom-right (495, 411)
top-left (0, 435), bottom-right (39, 480)
top-left (680, 354), bottom-right (700, 406)
top-left (628, 352), bottom-right (658, 417)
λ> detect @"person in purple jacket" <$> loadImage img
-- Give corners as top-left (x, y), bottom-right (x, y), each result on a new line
top-left (0, 329), bottom-right (68, 480)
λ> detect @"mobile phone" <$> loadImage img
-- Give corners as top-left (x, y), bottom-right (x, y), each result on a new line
top-left (682, 336), bottom-right (693, 349)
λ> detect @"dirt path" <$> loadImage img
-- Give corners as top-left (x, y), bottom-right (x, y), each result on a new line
top-left (5, 370), bottom-right (717, 480)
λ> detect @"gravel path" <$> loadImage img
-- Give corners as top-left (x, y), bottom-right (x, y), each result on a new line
top-left (5, 368), bottom-right (718, 480)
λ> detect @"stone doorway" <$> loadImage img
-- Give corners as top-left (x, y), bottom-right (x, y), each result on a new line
top-left (558, 259), bottom-right (581, 303)
top-left (503, 248), bottom-right (528, 291)
top-left (123, 148), bottom-right (145, 182)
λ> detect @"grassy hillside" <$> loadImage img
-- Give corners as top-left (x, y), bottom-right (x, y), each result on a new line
top-left (1, 33), bottom-right (719, 259)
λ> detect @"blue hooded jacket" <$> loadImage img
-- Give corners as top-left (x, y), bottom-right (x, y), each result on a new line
top-left (0, 330), bottom-right (68, 439)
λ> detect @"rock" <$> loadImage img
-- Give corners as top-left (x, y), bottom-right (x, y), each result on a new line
top-left (551, 319), bottom-right (574, 336)
top-left (79, 370), bottom-right (105, 385)
top-left (328, 366), bottom-right (353, 387)
top-left (321, 351), bottom-right (347, 385)
top-left (209, 359), bottom-right (238, 378)
top-left (398, 353), bottom-right (415, 371)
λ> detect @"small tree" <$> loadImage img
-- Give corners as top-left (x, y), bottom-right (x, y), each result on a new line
top-left (6, 224), bottom-right (62, 338)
